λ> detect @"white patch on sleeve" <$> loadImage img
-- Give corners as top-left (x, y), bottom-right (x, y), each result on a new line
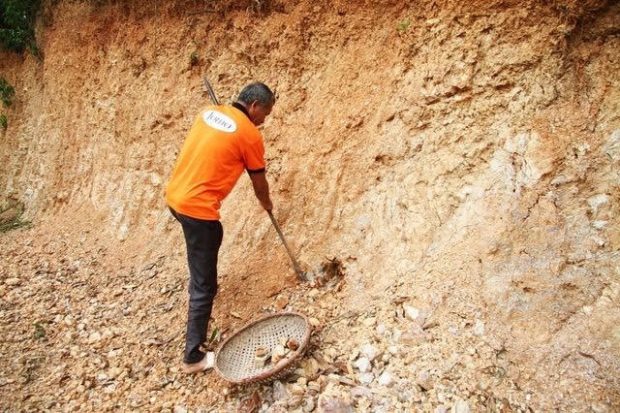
top-left (202, 110), bottom-right (237, 133)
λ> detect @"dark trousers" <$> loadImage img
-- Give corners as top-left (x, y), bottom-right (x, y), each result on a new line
top-left (169, 208), bottom-right (223, 363)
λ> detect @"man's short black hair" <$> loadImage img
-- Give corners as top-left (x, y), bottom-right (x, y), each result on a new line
top-left (237, 82), bottom-right (275, 107)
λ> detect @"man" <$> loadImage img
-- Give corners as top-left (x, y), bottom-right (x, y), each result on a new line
top-left (166, 82), bottom-right (275, 373)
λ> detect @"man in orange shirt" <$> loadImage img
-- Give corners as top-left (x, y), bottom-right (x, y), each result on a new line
top-left (166, 82), bottom-right (275, 373)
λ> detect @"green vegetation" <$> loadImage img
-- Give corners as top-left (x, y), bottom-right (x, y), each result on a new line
top-left (397, 18), bottom-right (411, 33)
top-left (0, 77), bottom-right (14, 130)
top-left (0, 77), bottom-right (15, 107)
top-left (0, 0), bottom-right (41, 53)
top-left (189, 50), bottom-right (199, 67)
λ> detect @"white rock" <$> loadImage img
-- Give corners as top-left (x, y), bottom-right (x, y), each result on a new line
top-left (587, 194), bottom-right (609, 215)
top-left (88, 331), bottom-right (102, 343)
top-left (273, 380), bottom-right (288, 401)
top-left (360, 344), bottom-right (378, 362)
top-left (452, 399), bottom-right (470, 413)
top-left (173, 405), bottom-right (188, 413)
top-left (350, 386), bottom-right (373, 398)
top-left (358, 372), bottom-right (374, 385)
top-left (378, 371), bottom-right (393, 387)
top-left (605, 129), bottom-right (620, 160)
top-left (592, 220), bottom-right (608, 230)
top-left (353, 357), bottom-right (372, 373)
top-left (376, 323), bottom-right (386, 335)
top-left (403, 305), bottom-right (420, 321)
top-left (473, 319), bottom-right (485, 336)
top-left (302, 397), bottom-right (315, 413)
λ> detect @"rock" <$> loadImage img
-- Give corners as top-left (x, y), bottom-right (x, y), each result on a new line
top-left (288, 384), bottom-right (305, 396)
top-left (302, 357), bottom-right (320, 380)
top-left (287, 338), bottom-right (300, 351)
top-left (88, 331), bottom-right (102, 343)
top-left (302, 397), bottom-right (316, 413)
top-left (416, 371), bottom-right (433, 391)
top-left (273, 380), bottom-right (288, 401)
top-left (309, 318), bottom-right (321, 328)
top-left (173, 406), bottom-right (188, 413)
top-left (399, 324), bottom-right (427, 345)
top-left (403, 304), bottom-right (420, 321)
top-left (350, 386), bottom-right (373, 398)
top-left (318, 395), bottom-right (353, 413)
top-left (592, 220), bottom-right (608, 230)
top-left (473, 320), bottom-right (485, 336)
top-left (353, 357), bottom-right (371, 373)
top-left (275, 295), bottom-right (289, 310)
top-left (5, 278), bottom-right (20, 286)
top-left (288, 395), bottom-right (303, 409)
top-left (359, 344), bottom-right (378, 362)
top-left (604, 129), bottom-right (620, 160)
top-left (436, 406), bottom-right (448, 413)
top-left (272, 345), bottom-right (287, 364)
top-left (358, 372), bottom-right (374, 385)
top-left (587, 194), bottom-right (610, 216)
top-left (307, 381), bottom-right (321, 394)
top-left (452, 399), bottom-right (470, 413)
top-left (377, 371), bottom-right (393, 387)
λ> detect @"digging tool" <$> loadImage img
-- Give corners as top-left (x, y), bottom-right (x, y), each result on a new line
top-left (202, 77), bottom-right (307, 282)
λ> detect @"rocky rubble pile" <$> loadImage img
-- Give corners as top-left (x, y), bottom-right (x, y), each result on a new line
top-left (214, 273), bottom-right (544, 413)
top-left (2, 225), bottom-right (617, 412)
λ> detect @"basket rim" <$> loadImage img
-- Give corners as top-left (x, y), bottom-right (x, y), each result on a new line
top-left (214, 311), bottom-right (312, 385)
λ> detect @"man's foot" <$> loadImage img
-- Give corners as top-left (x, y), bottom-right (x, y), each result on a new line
top-left (182, 351), bottom-right (215, 374)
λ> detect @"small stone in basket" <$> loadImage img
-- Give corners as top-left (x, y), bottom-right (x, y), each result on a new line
top-left (272, 344), bottom-right (288, 364)
top-left (286, 338), bottom-right (300, 351)
top-left (254, 346), bottom-right (271, 368)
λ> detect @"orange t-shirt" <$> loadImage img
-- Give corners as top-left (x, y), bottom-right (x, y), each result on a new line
top-left (166, 104), bottom-right (266, 220)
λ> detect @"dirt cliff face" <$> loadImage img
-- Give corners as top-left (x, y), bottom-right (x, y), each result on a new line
top-left (0, 0), bottom-right (618, 411)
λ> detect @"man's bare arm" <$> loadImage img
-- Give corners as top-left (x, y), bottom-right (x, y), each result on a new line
top-left (248, 171), bottom-right (273, 212)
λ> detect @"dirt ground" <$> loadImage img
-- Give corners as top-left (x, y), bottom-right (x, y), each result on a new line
top-left (1, 0), bottom-right (619, 411)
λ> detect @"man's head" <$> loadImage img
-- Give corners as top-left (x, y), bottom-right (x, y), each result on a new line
top-left (236, 82), bottom-right (275, 126)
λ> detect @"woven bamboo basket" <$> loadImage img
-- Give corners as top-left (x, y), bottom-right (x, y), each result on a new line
top-left (214, 312), bottom-right (312, 385)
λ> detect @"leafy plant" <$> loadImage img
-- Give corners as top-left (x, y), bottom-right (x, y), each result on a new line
top-left (397, 18), bottom-right (411, 33)
top-left (0, 77), bottom-right (15, 107)
top-left (0, 0), bottom-right (41, 53)
top-left (0, 114), bottom-right (7, 130)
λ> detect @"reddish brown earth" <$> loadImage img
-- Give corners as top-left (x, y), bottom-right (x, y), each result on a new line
top-left (1, 0), bottom-right (619, 411)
